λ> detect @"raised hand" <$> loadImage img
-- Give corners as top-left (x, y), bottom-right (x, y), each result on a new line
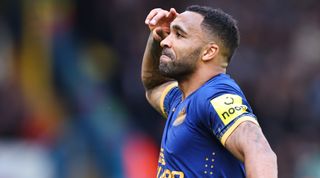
top-left (145, 8), bottom-right (178, 41)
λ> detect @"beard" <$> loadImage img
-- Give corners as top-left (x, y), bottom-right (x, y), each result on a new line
top-left (159, 47), bottom-right (201, 81)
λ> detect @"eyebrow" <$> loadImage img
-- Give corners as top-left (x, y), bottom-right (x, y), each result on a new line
top-left (171, 24), bottom-right (188, 35)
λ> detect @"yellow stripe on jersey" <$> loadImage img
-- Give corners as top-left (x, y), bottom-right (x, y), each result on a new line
top-left (159, 82), bottom-right (178, 118)
top-left (221, 116), bottom-right (259, 146)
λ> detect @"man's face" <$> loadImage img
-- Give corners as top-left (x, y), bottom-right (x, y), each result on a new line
top-left (159, 11), bottom-right (205, 80)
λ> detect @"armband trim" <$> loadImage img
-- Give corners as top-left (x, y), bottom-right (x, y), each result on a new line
top-left (159, 82), bottom-right (178, 118)
top-left (221, 116), bottom-right (259, 146)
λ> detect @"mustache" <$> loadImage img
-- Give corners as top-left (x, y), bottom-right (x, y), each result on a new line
top-left (161, 48), bottom-right (175, 59)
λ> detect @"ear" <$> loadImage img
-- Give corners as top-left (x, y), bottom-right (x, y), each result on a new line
top-left (202, 43), bottom-right (219, 62)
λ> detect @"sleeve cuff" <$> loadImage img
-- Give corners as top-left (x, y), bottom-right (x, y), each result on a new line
top-left (159, 82), bottom-right (178, 118)
top-left (220, 116), bottom-right (259, 146)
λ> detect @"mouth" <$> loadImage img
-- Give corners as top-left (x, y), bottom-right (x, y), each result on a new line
top-left (160, 54), bottom-right (172, 62)
top-left (161, 48), bottom-right (174, 62)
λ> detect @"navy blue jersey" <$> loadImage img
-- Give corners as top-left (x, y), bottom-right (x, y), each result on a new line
top-left (157, 73), bottom-right (259, 178)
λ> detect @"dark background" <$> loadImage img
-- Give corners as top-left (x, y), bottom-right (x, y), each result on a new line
top-left (0, 0), bottom-right (319, 178)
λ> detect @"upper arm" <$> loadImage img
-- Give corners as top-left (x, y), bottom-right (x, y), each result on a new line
top-left (225, 121), bottom-right (278, 178)
top-left (146, 81), bottom-right (178, 117)
top-left (198, 83), bottom-right (277, 177)
top-left (225, 121), bottom-right (269, 161)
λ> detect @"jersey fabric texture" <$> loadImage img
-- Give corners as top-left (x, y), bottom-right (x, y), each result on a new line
top-left (157, 73), bottom-right (259, 178)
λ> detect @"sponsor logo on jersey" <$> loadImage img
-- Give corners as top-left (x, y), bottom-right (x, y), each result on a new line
top-left (210, 94), bottom-right (247, 125)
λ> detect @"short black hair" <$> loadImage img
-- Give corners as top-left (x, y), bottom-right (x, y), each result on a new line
top-left (186, 5), bottom-right (240, 63)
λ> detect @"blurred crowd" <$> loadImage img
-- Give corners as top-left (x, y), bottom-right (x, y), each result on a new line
top-left (0, 0), bottom-right (319, 178)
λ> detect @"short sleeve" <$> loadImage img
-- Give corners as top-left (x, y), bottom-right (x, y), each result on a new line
top-left (159, 82), bottom-right (181, 118)
top-left (203, 93), bottom-right (259, 146)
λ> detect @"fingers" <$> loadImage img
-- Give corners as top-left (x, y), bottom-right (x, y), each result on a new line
top-left (145, 8), bottom-right (159, 24)
top-left (167, 8), bottom-right (178, 19)
top-left (145, 8), bottom-right (168, 25)
top-left (145, 8), bottom-right (179, 35)
top-left (145, 8), bottom-right (178, 27)
top-left (152, 27), bottom-right (162, 41)
top-left (150, 11), bottom-right (168, 26)
top-left (170, 8), bottom-right (177, 14)
top-left (153, 27), bottom-right (169, 41)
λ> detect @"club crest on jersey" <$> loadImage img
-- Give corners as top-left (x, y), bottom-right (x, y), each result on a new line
top-left (173, 107), bottom-right (186, 126)
top-left (210, 94), bottom-right (248, 125)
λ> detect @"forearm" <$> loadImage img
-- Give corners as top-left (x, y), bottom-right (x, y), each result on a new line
top-left (141, 33), bottom-right (172, 90)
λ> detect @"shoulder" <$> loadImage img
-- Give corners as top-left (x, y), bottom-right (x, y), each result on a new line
top-left (191, 74), bottom-right (255, 121)
top-left (192, 74), bottom-right (259, 146)
top-left (194, 74), bottom-right (244, 104)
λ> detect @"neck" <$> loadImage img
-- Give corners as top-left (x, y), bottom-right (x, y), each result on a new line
top-left (178, 66), bottom-right (226, 100)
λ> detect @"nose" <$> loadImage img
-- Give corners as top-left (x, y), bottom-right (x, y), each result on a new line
top-left (160, 35), bottom-right (172, 48)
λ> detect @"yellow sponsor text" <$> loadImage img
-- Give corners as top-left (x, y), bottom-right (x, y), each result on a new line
top-left (210, 94), bottom-right (247, 125)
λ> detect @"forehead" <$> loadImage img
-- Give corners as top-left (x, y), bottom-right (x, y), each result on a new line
top-left (171, 11), bottom-right (204, 33)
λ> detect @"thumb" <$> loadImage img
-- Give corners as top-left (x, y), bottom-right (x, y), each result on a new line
top-left (156, 27), bottom-right (169, 40)
top-left (152, 27), bottom-right (169, 41)
top-left (152, 27), bottom-right (163, 41)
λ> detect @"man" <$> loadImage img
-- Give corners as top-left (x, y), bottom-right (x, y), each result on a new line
top-left (141, 5), bottom-right (277, 178)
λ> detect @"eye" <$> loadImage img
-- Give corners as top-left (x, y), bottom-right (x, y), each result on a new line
top-left (175, 31), bottom-right (183, 38)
